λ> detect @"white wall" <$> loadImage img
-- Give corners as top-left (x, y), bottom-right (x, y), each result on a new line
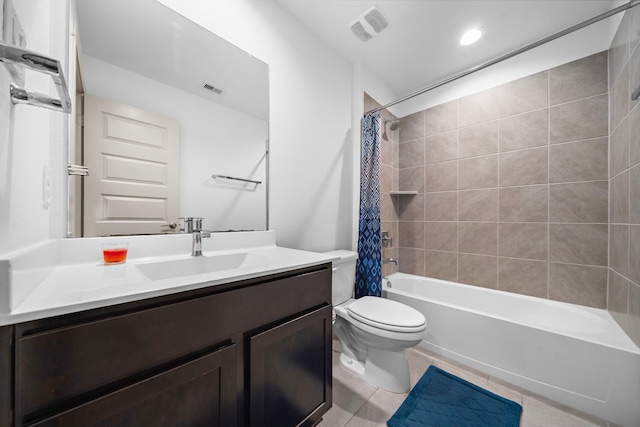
top-left (156, 0), bottom-right (354, 252)
top-left (81, 56), bottom-right (268, 232)
top-left (0, 0), bottom-right (68, 256)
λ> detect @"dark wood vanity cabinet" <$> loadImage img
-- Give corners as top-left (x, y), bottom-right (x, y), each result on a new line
top-left (0, 263), bottom-right (332, 427)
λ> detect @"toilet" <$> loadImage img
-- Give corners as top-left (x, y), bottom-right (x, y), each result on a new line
top-left (326, 250), bottom-right (427, 393)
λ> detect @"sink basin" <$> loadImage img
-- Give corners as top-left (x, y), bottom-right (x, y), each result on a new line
top-left (136, 252), bottom-right (273, 281)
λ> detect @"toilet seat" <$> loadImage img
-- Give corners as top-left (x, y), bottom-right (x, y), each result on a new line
top-left (347, 296), bottom-right (426, 333)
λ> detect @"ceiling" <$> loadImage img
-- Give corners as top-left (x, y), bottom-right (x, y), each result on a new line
top-left (276, 0), bottom-right (622, 100)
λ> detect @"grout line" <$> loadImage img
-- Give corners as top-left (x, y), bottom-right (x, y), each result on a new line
top-left (547, 71), bottom-right (551, 300)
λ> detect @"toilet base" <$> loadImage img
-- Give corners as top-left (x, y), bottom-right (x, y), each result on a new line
top-left (339, 347), bottom-right (411, 393)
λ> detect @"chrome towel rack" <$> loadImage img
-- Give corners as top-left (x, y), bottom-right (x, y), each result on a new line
top-left (0, 41), bottom-right (72, 113)
top-left (212, 174), bottom-right (262, 185)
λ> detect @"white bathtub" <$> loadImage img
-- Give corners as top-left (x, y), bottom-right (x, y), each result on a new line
top-left (382, 272), bottom-right (640, 427)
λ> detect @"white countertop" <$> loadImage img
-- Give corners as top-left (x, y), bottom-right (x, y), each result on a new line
top-left (0, 231), bottom-right (337, 326)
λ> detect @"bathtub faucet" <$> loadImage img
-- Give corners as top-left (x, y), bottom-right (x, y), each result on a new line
top-left (382, 257), bottom-right (399, 266)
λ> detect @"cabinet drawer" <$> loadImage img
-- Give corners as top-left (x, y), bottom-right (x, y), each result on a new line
top-left (28, 344), bottom-right (237, 427)
top-left (16, 267), bottom-right (330, 420)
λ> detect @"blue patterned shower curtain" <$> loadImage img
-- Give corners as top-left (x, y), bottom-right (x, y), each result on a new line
top-left (355, 112), bottom-right (382, 298)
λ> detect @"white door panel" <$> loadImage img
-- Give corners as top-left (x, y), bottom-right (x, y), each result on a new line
top-left (84, 94), bottom-right (179, 236)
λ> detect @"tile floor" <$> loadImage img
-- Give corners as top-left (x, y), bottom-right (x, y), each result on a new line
top-left (318, 339), bottom-right (616, 427)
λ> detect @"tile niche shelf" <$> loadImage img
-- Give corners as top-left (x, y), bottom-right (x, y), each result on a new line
top-left (390, 191), bottom-right (418, 195)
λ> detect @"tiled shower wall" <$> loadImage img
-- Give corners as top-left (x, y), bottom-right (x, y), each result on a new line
top-left (396, 51), bottom-right (611, 308)
top-left (364, 94), bottom-right (400, 277)
top-left (607, 6), bottom-right (640, 347)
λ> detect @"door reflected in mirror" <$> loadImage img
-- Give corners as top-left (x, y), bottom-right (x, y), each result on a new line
top-left (70, 0), bottom-right (269, 237)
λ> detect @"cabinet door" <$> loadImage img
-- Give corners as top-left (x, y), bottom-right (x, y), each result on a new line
top-left (28, 344), bottom-right (237, 427)
top-left (249, 306), bottom-right (332, 427)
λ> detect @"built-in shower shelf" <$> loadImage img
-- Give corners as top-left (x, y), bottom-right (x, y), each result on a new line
top-left (390, 191), bottom-right (418, 196)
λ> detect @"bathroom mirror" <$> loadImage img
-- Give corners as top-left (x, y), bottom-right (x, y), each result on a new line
top-left (69, 0), bottom-right (269, 237)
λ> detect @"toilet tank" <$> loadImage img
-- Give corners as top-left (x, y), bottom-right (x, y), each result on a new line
top-left (325, 250), bottom-right (358, 306)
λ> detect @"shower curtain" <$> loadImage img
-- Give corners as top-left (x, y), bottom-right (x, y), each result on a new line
top-left (355, 112), bottom-right (382, 298)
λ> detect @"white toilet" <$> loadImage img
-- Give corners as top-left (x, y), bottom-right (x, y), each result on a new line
top-left (326, 250), bottom-right (427, 393)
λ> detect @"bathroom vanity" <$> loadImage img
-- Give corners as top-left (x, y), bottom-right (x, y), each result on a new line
top-left (0, 232), bottom-right (334, 427)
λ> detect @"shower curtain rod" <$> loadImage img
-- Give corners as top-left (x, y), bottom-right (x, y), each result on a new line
top-left (365, 0), bottom-right (640, 116)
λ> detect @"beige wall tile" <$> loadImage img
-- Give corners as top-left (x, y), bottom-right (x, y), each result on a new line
top-left (425, 160), bottom-right (457, 192)
top-left (458, 189), bottom-right (498, 221)
top-left (631, 164), bottom-right (640, 224)
top-left (632, 6), bottom-right (640, 59)
top-left (499, 185), bottom-right (548, 222)
top-left (549, 224), bottom-right (608, 266)
top-left (499, 109), bottom-right (548, 152)
top-left (399, 111), bottom-right (425, 143)
top-left (398, 247), bottom-right (424, 276)
top-left (631, 42), bottom-right (640, 111)
top-left (609, 269), bottom-right (630, 332)
top-left (610, 64), bottom-right (630, 132)
top-left (424, 222), bottom-right (457, 252)
top-left (499, 71), bottom-right (548, 117)
top-left (399, 221), bottom-right (425, 249)
top-left (380, 164), bottom-right (394, 194)
top-left (498, 223), bottom-right (548, 261)
top-left (458, 254), bottom-right (498, 289)
top-left (458, 154), bottom-right (498, 190)
top-left (498, 258), bottom-right (547, 298)
top-left (459, 222), bottom-right (497, 255)
top-left (629, 283), bottom-right (640, 348)
top-left (399, 138), bottom-right (425, 169)
top-left (549, 94), bottom-right (608, 144)
top-left (631, 105), bottom-right (640, 167)
top-left (426, 100), bottom-right (457, 136)
top-left (549, 263), bottom-right (607, 308)
top-left (380, 193), bottom-right (397, 222)
top-left (611, 170), bottom-right (630, 224)
top-left (382, 247), bottom-right (399, 276)
top-left (380, 136), bottom-right (395, 167)
top-left (610, 224), bottom-right (630, 277)
top-left (399, 165), bottom-right (425, 193)
top-left (398, 194), bottom-right (424, 221)
top-left (610, 117), bottom-right (629, 177)
top-left (499, 146), bottom-right (548, 187)
top-left (426, 131), bottom-right (457, 164)
top-left (549, 138), bottom-right (608, 183)
top-left (425, 191), bottom-right (457, 221)
top-left (459, 88), bottom-right (499, 127)
top-left (549, 51), bottom-right (608, 105)
top-left (631, 225), bottom-right (640, 285)
top-left (424, 250), bottom-right (457, 282)
top-left (549, 181), bottom-right (608, 223)
top-left (458, 121), bottom-right (499, 158)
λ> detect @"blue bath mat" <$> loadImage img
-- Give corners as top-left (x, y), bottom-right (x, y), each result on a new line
top-left (387, 366), bottom-right (522, 427)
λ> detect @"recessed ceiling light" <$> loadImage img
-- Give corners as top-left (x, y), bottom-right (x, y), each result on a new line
top-left (459, 28), bottom-right (483, 46)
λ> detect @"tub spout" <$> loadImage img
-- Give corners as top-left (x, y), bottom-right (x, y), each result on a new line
top-left (382, 257), bottom-right (399, 265)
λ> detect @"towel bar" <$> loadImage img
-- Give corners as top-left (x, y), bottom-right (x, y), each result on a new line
top-left (0, 41), bottom-right (72, 113)
top-left (212, 174), bottom-right (262, 185)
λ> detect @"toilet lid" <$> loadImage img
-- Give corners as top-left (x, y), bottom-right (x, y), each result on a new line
top-left (347, 296), bottom-right (426, 332)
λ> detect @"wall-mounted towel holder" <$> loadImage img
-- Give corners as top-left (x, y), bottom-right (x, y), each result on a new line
top-left (0, 41), bottom-right (72, 113)
top-left (212, 174), bottom-right (262, 185)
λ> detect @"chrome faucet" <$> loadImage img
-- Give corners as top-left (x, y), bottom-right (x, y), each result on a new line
top-left (382, 257), bottom-right (399, 265)
top-left (192, 230), bottom-right (211, 256)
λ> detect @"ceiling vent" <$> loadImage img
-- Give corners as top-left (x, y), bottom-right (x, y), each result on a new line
top-left (349, 6), bottom-right (389, 42)
top-left (203, 83), bottom-right (223, 94)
